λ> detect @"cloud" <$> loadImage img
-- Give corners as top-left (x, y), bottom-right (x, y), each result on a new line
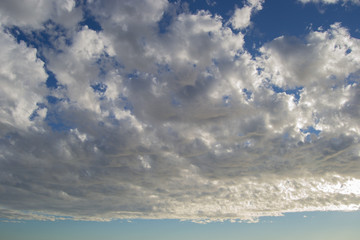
top-left (0, 0), bottom-right (359, 223)
top-left (0, 30), bottom-right (47, 131)
top-left (258, 23), bottom-right (360, 134)
top-left (299, 0), bottom-right (360, 5)
top-left (229, 0), bottom-right (264, 30)
top-left (0, 0), bottom-right (81, 28)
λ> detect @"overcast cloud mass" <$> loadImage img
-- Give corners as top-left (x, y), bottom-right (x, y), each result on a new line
top-left (0, 0), bottom-right (359, 223)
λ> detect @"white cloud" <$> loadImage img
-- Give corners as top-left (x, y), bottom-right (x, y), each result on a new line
top-left (299, 0), bottom-right (360, 4)
top-left (0, 31), bottom-right (47, 131)
top-left (230, 6), bottom-right (253, 30)
top-left (258, 23), bottom-right (360, 134)
top-left (0, 0), bottom-right (359, 223)
top-left (229, 0), bottom-right (264, 30)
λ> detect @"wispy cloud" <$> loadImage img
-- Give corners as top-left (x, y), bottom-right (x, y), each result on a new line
top-left (299, 0), bottom-right (360, 5)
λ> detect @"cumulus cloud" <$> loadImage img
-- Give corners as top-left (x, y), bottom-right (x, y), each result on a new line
top-left (0, 30), bottom-right (47, 131)
top-left (0, 0), bottom-right (81, 28)
top-left (0, 0), bottom-right (359, 223)
top-left (229, 0), bottom-right (264, 30)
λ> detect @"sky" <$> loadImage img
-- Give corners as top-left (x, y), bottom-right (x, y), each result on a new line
top-left (0, 0), bottom-right (360, 239)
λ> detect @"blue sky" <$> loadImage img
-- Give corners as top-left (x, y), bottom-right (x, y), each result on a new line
top-left (0, 0), bottom-right (360, 239)
top-left (1, 212), bottom-right (360, 240)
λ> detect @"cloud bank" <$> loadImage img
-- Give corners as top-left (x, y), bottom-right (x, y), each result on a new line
top-left (0, 0), bottom-right (359, 222)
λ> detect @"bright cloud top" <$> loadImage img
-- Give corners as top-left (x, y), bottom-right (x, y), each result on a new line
top-left (0, 0), bottom-right (359, 223)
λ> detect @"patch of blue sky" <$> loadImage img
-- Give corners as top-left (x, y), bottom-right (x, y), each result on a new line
top-left (256, 67), bottom-right (264, 75)
top-left (119, 96), bottom-right (134, 112)
top-left (271, 85), bottom-right (303, 103)
top-left (29, 97), bottom-right (67, 126)
top-left (242, 88), bottom-right (253, 101)
top-left (301, 126), bottom-right (321, 142)
top-left (46, 95), bottom-right (63, 105)
top-left (6, 21), bottom-right (70, 54)
top-left (345, 72), bottom-right (360, 86)
top-left (158, 11), bottom-right (173, 34)
top-left (156, 63), bottom-right (172, 74)
top-left (259, 1), bottom-right (358, 39)
top-left (345, 48), bottom-right (352, 55)
top-left (222, 95), bottom-right (231, 106)
top-left (28, 104), bottom-right (45, 122)
top-left (44, 110), bottom-right (73, 132)
top-left (95, 54), bottom-right (124, 79)
top-left (247, 0), bottom-right (360, 55)
top-left (246, 1), bottom-right (316, 46)
top-left (45, 68), bottom-right (59, 89)
top-left (91, 82), bottom-right (107, 94)
top-left (4, 26), bottom-right (29, 46)
top-left (106, 111), bottom-right (121, 126)
top-left (301, 126), bottom-right (321, 136)
top-left (80, 7), bottom-right (102, 32)
top-left (185, 0), bottom-right (243, 18)
top-left (40, 96), bottom-right (73, 131)
top-left (127, 71), bottom-right (141, 80)
top-left (28, 102), bottom-right (48, 121)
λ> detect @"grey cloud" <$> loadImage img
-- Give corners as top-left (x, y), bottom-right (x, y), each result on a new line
top-left (0, 0), bottom-right (82, 29)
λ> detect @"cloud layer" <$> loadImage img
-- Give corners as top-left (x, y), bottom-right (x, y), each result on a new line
top-left (0, 0), bottom-right (359, 222)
